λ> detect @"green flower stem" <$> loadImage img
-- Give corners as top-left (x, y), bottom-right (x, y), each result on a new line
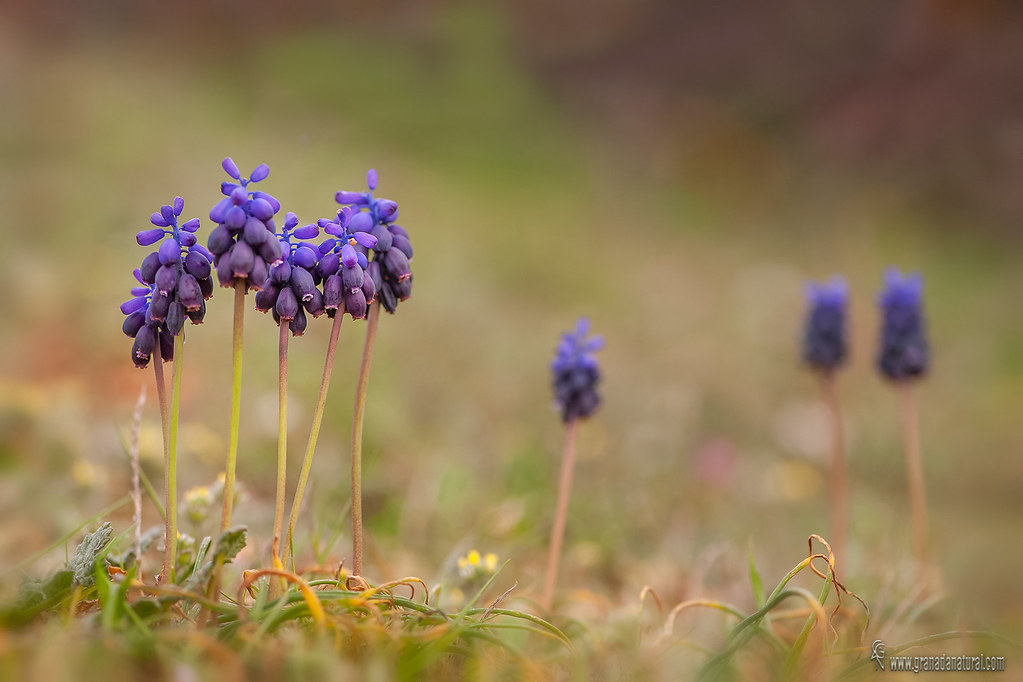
top-left (351, 300), bottom-right (381, 576)
top-left (542, 417), bottom-right (579, 611)
top-left (897, 381), bottom-right (929, 563)
top-left (817, 370), bottom-right (847, 564)
top-left (283, 307), bottom-right (345, 571)
top-left (272, 320), bottom-right (290, 569)
top-left (165, 331), bottom-right (185, 583)
top-left (152, 329), bottom-right (171, 583)
top-left (221, 279), bottom-right (247, 532)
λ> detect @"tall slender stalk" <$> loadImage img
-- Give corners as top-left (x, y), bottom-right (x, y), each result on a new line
top-left (221, 279), bottom-right (247, 531)
top-left (897, 382), bottom-right (928, 563)
top-left (351, 301), bottom-right (381, 576)
top-left (272, 321), bottom-right (290, 569)
top-left (817, 371), bottom-right (847, 564)
top-left (542, 417), bottom-right (579, 611)
top-left (283, 309), bottom-right (345, 571)
top-left (152, 330), bottom-right (171, 583)
top-left (129, 386), bottom-right (146, 574)
top-left (165, 332), bottom-right (185, 582)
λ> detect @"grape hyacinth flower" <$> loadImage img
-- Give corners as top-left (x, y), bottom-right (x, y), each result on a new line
top-left (122, 197), bottom-right (211, 583)
top-left (877, 269), bottom-right (929, 381)
top-left (877, 268), bottom-right (931, 564)
top-left (803, 277), bottom-right (848, 372)
top-left (253, 212), bottom-right (326, 336)
top-left (207, 158), bottom-right (283, 291)
top-left (543, 317), bottom-right (603, 611)
top-left (802, 276), bottom-right (849, 562)
top-left (551, 318), bottom-right (604, 423)
top-left (336, 169), bottom-right (412, 314)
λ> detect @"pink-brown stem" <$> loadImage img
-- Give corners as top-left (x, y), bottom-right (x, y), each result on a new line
top-left (817, 370), bottom-right (847, 564)
top-left (351, 301), bottom-right (381, 577)
top-left (152, 330), bottom-right (171, 583)
top-left (542, 418), bottom-right (579, 611)
top-left (897, 381), bottom-right (929, 563)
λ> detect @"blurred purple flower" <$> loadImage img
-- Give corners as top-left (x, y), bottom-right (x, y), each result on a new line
top-left (877, 268), bottom-right (930, 381)
top-left (551, 317), bottom-right (604, 422)
top-left (802, 276), bottom-right (848, 371)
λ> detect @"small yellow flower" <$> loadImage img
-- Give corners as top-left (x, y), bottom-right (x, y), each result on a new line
top-left (483, 553), bottom-right (498, 573)
top-left (457, 549), bottom-right (500, 579)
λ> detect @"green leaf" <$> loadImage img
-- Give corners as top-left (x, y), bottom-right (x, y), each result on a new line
top-left (748, 540), bottom-right (765, 608)
top-left (68, 522), bottom-right (113, 587)
top-left (214, 526), bottom-right (247, 564)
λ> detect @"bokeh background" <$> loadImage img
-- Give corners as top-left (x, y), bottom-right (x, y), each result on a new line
top-left (2, 0), bottom-right (1022, 648)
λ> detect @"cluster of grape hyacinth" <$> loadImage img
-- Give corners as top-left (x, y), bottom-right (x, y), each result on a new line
top-left (315, 207), bottom-right (379, 319)
top-left (551, 318), bottom-right (604, 422)
top-left (802, 276), bottom-right (848, 372)
top-left (336, 169), bottom-right (412, 313)
top-left (877, 268), bottom-right (930, 381)
top-left (121, 198), bottom-right (212, 368)
top-left (252, 213), bottom-right (323, 335)
top-left (206, 158), bottom-right (283, 291)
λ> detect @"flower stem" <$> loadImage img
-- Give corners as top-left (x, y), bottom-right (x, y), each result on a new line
top-left (272, 321), bottom-right (289, 570)
top-left (817, 370), bottom-right (847, 565)
top-left (166, 331), bottom-right (185, 583)
top-left (129, 386), bottom-right (146, 575)
top-left (283, 308), bottom-right (345, 571)
top-left (542, 417), bottom-right (579, 611)
top-left (152, 329), bottom-right (171, 583)
top-left (221, 279), bottom-right (247, 531)
top-left (897, 381), bottom-right (929, 563)
top-left (351, 301), bottom-right (381, 576)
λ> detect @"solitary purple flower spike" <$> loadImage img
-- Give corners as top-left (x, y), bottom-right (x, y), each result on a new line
top-left (877, 268), bottom-right (930, 381)
top-left (335, 169), bottom-right (413, 314)
top-left (551, 318), bottom-right (603, 422)
top-left (803, 276), bottom-right (848, 371)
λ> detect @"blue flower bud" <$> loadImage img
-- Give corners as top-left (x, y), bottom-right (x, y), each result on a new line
top-left (120, 296), bottom-right (148, 315)
top-left (356, 251), bottom-right (368, 269)
top-left (208, 225), bottom-right (233, 255)
top-left (160, 204), bottom-right (176, 225)
top-left (250, 258), bottom-right (268, 289)
top-left (335, 191), bottom-right (368, 205)
top-left (391, 276), bottom-right (412, 301)
top-left (383, 248), bottom-right (411, 281)
top-left (150, 212), bottom-right (169, 228)
top-left (276, 286), bottom-right (299, 320)
top-left (342, 263), bottom-right (364, 290)
top-left (158, 323), bottom-right (174, 361)
top-left (270, 260), bottom-right (291, 284)
top-left (293, 224), bottom-right (319, 240)
top-left (340, 244), bottom-right (358, 268)
top-left (230, 240), bottom-right (254, 277)
top-left (292, 245), bottom-right (318, 270)
top-left (316, 252), bottom-right (340, 279)
top-left (181, 218), bottom-right (201, 233)
top-left (158, 238), bottom-right (181, 265)
top-left (258, 237), bottom-right (284, 266)
top-left (290, 266), bottom-right (317, 302)
top-left (179, 232), bottom-right (197, 247)
top-left (229, 186), bottom-right (248, 205)
top-left (344, 287), bottom-right (367, 319)
top-left (323, 275), bottom-right (342, 310)
top-left (389, 224), bottom-right (409, 240)
top-left (131, 286), bottom-right (150, 296)
top-left (149, 290), bottom-right (170, 321)
top-left (123, 310), bottom-right (146, 337)
top-left (225, 205), bottom-right (246, 229)
top-left (349, 212), bottom-right (373, 233)
top-left (187, 298), bottom-right (206, 325)
top-left (184, 250), bottom-right (212, 280)
top-left (391, 234), bottom-right (413, 259)
top-left (367, 169), bottom-right (378, 190)
top-left (353, 230), bottom-right (379, 249)
top-left (222, 157), bottom-right (241, 179)
top-left (210, 198), bottom-right (232, 223)
top-left (254, 282), bottom-right (279, 312)
top-left (173, 196), bottom-right (184, 216)
top-left (290, 307), bottom-right (308, 335)
top-left (139, 253), bottom-right (161, 285)
top-left (166, 301), bottom-right (185, 336)
top-left (243, 216), bottom-right (269, 245)
top-left (222, 182), bottom-right (241, 196)
top-left (250, 163), bottom-right (270, 183)
top-left (132, 325), bottom-right (156, 368)
top-left (303, 288), bottom-right (324, 317)
top-left (360, 272), bottom-right (376, 303)
top-left (249, 198), bottom-right (274, 221)
top-left (375, 199), bottom-right (398, 221)
top-left (253, 191), bottom-right (281, 213)
top-left (155, 264), bottom-right (178, 294)
top-left (137, 228), bottom-right (166, 246)
top-left (198, 275), bottom-right (214, 300)
top-left (366, 261), bottom-right (383, 292)
top-left (178, 273), bottom-right (203, 311)
top-left (368, 225), bottom-right (392, 251)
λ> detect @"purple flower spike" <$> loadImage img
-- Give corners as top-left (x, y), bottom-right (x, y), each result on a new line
top-left (551, 317), bottom-right (603, 423)
top-left (137, 228), bottom-right (166, 246)
top-left (877, 268), bottom-right (929, 381)
top-left (222, 157), bottom-right (241, 179)
top-left (173, 196), bottom-right (185, 216)
top-left (803, 276), bottom-right (848, 372)
top-left (250, 163), bottom-right (270, 183)
top-left (366, 169), bottom-right (378, 190)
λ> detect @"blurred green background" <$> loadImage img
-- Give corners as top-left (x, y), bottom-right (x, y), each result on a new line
top-left (1, 0), bottom-right (1021, 644)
